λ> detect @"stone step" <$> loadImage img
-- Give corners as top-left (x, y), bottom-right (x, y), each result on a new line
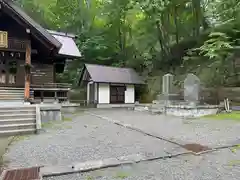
top-left (0, 123), bottom-right (36, 131)
top-left (0, 106), bottom-right (35, 109)
top-left (0, 98), bottom-right (24, 101)
top-left (0, 105), bottom-right (35, 108)
top-left (0, 128), bottom-right (36, 137)
top-left (0, 109), bottom-right (35, 114)
top-left (0, 113), bottom-right (35, 120)
top-left (0, 92), bottom-right (24, 96)
top-left (0, 92), bottom-right (23, 95)
top-left (0, 97), bottom-right (24, 100)
top-left (0, 90), bottom-right (24, 93)
top-left (0, 118), bottom-right (35, 125)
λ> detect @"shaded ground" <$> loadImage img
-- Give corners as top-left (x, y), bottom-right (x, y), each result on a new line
top-left (0, 137), bottom-right (14, 174)
top-left (88, 109), bottom-right (240, 147)
top-left (45, 149), bottom-right (240, 180)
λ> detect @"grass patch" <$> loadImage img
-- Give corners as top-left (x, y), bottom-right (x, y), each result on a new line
top-left (86, 176), bottom-right (93, 180)
top-left (42, 121), bottom-right (59, 129)
top-left (42, 118), bottom-right (73, 130)
top-left (204, 111), bottom-right (240, 120)
top-left (13, 135), bottom-right (30, 143)
top-left (72, 110), bottom-right (85, 118)
top-left (228, 160), bottom-right (240, 166)
top-left (62, 117), bottom-right (72, 122)
top-left (114, 172), bottom-right (130, 179)
top-left (0, 137), bottom-right (15, 173)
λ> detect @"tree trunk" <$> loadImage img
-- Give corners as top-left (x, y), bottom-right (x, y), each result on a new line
top-left (155, 20), bottom-right (166, 56)
top-left (174, 6), bottom-right (179, 44)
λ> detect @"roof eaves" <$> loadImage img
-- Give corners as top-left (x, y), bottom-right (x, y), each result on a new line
top-left (47, 30), bottom-right (76, 39)
top-left (2, 0), bottom-right (62, 50)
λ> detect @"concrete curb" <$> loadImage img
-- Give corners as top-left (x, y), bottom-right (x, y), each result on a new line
top-left (40, 152), bottom-right (190, 177)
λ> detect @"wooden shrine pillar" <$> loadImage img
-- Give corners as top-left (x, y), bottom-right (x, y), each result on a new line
top-left (24, 40), bottom-right (31, 102)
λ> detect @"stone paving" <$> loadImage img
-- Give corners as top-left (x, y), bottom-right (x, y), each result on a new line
top-left (88, 109), bottom-right (240, 147)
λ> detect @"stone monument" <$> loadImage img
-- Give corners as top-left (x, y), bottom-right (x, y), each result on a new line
top-left (162, 73), bottom-right (174, 96)
top-left (161, 73), bottom-right (175, 105)
top-left (184, 73), bottom-right (200, 106)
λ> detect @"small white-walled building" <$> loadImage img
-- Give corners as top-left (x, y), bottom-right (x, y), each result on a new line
top-left (79, 64), bottom-right (144, 108)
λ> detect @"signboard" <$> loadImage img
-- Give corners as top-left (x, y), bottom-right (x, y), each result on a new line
top-left (0, 31), bottom-right (8, 48)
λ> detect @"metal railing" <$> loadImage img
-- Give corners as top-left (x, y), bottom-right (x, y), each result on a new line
top-left (30, 83), bottom-right (72, 104)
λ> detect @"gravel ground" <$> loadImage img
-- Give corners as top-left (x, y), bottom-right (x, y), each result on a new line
top-left (4, 112), bottom-right (185, 168)
top-left (44, 148), bottom-right (240, 180)
top-left (89, 109), bottom-right (240, 147)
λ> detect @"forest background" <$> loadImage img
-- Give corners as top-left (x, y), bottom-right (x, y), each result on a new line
top-left (16, 0), bottom-right (240, 101)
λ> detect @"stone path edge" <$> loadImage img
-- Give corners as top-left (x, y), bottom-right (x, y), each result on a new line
top-left (86, 112), bottom-right (240, 154)
top-left (40, 145), bottom-right (238, 178)
top-left (40, 152), bottom-right (190, 177)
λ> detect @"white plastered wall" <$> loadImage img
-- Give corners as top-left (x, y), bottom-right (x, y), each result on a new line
top-left (98, 83), bottom-right (110, 104)
top-left (125, 84), bottom-right (135, 103)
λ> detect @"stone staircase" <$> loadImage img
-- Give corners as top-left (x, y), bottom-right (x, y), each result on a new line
top-left (0, 88), bottom-right (24, 105)
top-left (0, 106), bottom-right (37, 136)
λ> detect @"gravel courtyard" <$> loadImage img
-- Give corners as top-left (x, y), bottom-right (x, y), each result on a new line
top-left (89, 109), bottom-right (240, 147)
top-left (4, 109), bottom-right (240, 179)
top-left (4, 112), bottom-right (186, 168)
top-left (45, 149), bottom-right (240, 180)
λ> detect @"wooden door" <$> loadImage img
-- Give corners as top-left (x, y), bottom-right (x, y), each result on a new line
top-left (110, 85), bottom-right (125, 104)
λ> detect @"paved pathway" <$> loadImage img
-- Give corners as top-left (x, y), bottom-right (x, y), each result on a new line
top-left (3, 109), bottom-right (240, 179)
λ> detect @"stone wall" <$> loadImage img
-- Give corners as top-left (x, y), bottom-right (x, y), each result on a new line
top-left (134, 104), bottom-right (220, 118)
top-left (38, 105), bottom-right (62, 124)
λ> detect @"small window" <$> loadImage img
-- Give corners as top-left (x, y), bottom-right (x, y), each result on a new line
top-left (0, 70), bottom-right (6, 84)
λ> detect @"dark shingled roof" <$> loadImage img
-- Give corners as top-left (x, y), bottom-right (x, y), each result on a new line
top-left (81, 64), bottom-right (145, 84)
top-left (2, 0), bottom-right (62, 49)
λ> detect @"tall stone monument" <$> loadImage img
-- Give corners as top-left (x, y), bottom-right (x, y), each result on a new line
top-left (162, 73), bottom-right (174, 96)
top-left (184, 73), bottom-right (200, 105)
top-left (161, 73), bottom-right (175, 105)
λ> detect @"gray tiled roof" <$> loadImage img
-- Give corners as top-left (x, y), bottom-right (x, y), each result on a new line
top-left (48, 31), bottom-right (81, 58)
top-left (2, 0), bottom-right (61, 49)
top-left (84, 64), bottom-right (145, 84)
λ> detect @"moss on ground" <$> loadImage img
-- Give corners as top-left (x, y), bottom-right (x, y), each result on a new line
top-left (114, 171), bottom-right (130, 179)
top-left (204, 111), bottom-right (240, 120)
top-left (62, 117), bottom-right (72, 122)
top-left (0, 137), bottom-right (15, 173)
top-left (42, 116), bottom-right (73, 130)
